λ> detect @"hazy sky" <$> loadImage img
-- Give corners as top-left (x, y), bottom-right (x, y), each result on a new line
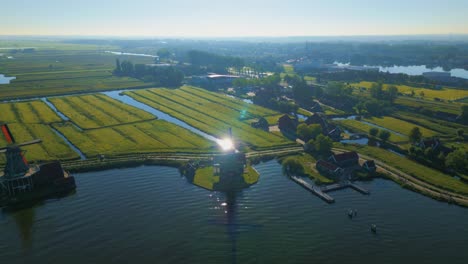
top-left (1, 0), bottom-right (468, 37)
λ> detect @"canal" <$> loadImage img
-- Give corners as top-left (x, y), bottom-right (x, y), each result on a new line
top-left (0, 160), bottom-right (467, 264)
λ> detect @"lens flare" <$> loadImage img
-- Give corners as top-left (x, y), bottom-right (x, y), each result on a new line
top-left (217, 138), bottom-right (234, 151)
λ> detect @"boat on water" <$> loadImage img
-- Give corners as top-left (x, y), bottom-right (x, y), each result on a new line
top-left (0, 123), bottom-right (76, 208)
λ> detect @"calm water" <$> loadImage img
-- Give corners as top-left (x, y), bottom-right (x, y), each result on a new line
top-left (378, 65), bottom-right (468, 79)
top-left (0, 73), bottom-right (16, 84)
top-left (0, 161), bottom-right (467, 264)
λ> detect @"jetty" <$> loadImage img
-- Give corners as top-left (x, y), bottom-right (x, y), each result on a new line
top-left (290, 177), bottom-right (369, 204)
top-left (290, 176), bottom-right (335, 203)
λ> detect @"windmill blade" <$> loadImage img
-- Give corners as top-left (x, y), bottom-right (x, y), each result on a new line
top-left (17, 139), bottom-right (42, 147)
top-left (0, 139), bottom-right (41, 152)
top-left (1, 124), bottom-right (15, 144)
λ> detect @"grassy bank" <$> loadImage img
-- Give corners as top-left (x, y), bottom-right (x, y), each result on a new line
top-left (335, 143), bottom-right (468, 195)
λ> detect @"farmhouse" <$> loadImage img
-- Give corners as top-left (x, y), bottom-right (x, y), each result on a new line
top-left (251, 117), bottom-right (269, 131)
top-left (329, 151), bottom-right (359, 167)
top-left (316, 160), bottom-right (344, 177)
top-left (278, 114), bottom-right (298, 135)
top-left (418, 138), bottom-right (453, 155)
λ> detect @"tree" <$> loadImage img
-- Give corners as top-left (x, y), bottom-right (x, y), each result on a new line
top-left (297, 124), bottom-right (322, 142)
top-left (113, 58), bottom-right (122, 75)
top-left (409, 127), bottom-right (422, 143)
top-left (378, 130), bottom-right (391, 142)
top-left (282, 158), bottom-right (304, 176)
top-left (419, 91), bottom-right (425, 98)
top-left (313, 134), bottom-right (333, 155)
top-left (461, 105), bottom-right (468, 124)
top-left (370, 82), bottom-right (383, 99)
top-left (369, 127), bottom-right (379, 137)
top-left (387, 85), bottom-right (398, 102)
top-left (457, 129), bottom-right (464, 138)
top-left (157, 48), bottom-right (171, 59)
top-left (445, 149), bottom-right (468, 173)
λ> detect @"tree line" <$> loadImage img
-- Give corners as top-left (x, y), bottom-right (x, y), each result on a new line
top-left (113, 59), bottom-right (184, 87)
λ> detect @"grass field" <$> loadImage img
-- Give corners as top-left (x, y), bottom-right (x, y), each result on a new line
top-left (353, 81), bottom-right (468, 101)
top-left (336, 143), bottom-right (468, 195)
top-left (125, 86), bottom-right (296, 149)
top-left (363, 116), bottom-right (439, 138)
top-left (50, 94), bottom-right (155, 129)
top-left (336, 119), bottom-right (408, 143)
top-left (0, 123), bottom-right (80, 165)
top-left (53, 120), bottom-right (215, 157)
top-left (391, 111), bottom-right (466, 137)
top-left (0, 47), bottom-right (151, 99)
top-left (0, 100), bottom-right (62, 123)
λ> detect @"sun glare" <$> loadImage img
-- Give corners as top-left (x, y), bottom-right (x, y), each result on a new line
top-left (217, 138), bottom-right (234, 151)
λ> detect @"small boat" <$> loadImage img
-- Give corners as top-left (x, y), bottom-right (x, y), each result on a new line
top-left (348, 209), bottom-right (354, 218)
top-left (371, 224), bottom-right (377, 233)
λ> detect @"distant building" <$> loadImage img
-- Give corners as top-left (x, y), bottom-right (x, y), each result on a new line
top-left (251, 117), bottom-right (269, 131)
top-left (327, 126), bottom-right (342, 141)
top-left (423, 72), bottom-right (452, 81)
top-left (316, 159), bottom-right (344, 177)
top-left (278, 114), bottom-right (298, 135)
top-left (329, 151), bottom-right (359, 167)
top-left (418, 138), bottom-right (453, 155)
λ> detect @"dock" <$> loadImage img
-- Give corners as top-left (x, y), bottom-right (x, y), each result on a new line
top-left (290, 176), bottom-right (335, 203)
top-left (290, 177), bottom-right (370, 204)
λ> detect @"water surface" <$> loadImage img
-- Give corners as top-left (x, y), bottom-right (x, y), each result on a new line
top-left (0, 161), bottom-right (466, 264)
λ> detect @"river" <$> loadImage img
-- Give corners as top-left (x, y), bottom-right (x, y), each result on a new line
top-left (0, 161), bottom-right (466, 264)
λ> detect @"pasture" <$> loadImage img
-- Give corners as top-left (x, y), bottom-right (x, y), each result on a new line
top-left (353, 81), bottom-right (468, 101)
top-left (0, 47), bottom-right (150, 99)
top-left (363, 116), bottom-right (439, 138)
top-left (53, 120), bottom-right (214, 157)
top-left (336, 143), bottom-right (468, 195)
top-left (336, 119), bottom-right (408, 143)
top-left (49, 94), bottom-right (155, 129)
top-left (125, 86), bottom-right (296, 149)
top-left (0, 100), bottom-right (62, 123)
top-left (0, 123), bottom-right (80, 164)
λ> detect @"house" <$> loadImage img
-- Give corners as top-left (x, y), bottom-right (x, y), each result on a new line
top-left (251, 117), bottom-right (269, 131)
top-left (327, 126), bottom-right (342, 141)
top-left (316, 160), bottom-right (343, 177)
top-left (418, 138), bottom-right (453, 155)
top-left (362, 160), bottom-right (377, 172)
top-left (278, 114), bottom-right (298, 135)
top-left (329, 151), bottom-right (359, 167)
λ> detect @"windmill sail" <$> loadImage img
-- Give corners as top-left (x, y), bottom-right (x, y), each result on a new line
top-left (1, 124), bottom-right (15, 144)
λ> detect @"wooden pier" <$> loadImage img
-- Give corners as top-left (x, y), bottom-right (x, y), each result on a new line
top-left (290, 177), bottom-right (370, 204)
top-left (290, 176), bottom-right (335, 203)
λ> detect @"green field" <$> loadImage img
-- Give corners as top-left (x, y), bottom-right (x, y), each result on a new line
top-left (53, 120), bottom-right (214, 157)
top-left (0, 100), bottom-right (62, 124)
top-left (336, 119), bottom-right (408, 143)
top-left (353, 81), bottom-right (468, 101)
top-left (125, 86), bottom-right (296, 149)
top-left (0, 123), bottom-right (80, 165)
top-left (363, 116), bottom-right (439, 138)
top-left (50, 94), bottom-right (155, 129)
top-left (0, 46), bottom-right (151, 99)
top-left (336, 143), bottom-right (468, 195)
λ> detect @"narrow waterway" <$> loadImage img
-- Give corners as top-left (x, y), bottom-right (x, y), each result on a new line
top-left (50, 127), bottom-right (86, 160)
top-left (102, 90), bottom-right (221, 143)
top-left (0, 161), bottom-right (466, 264)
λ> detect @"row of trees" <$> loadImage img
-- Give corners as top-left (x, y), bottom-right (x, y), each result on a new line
top-left (114, 59), bottom-right (184, 87)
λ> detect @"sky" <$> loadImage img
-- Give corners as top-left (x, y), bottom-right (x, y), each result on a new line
top-left (1, 0), bottom-right (468, 37)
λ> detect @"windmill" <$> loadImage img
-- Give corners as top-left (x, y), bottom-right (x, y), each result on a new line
top-left (0, 123), bottom-right (42, 179)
